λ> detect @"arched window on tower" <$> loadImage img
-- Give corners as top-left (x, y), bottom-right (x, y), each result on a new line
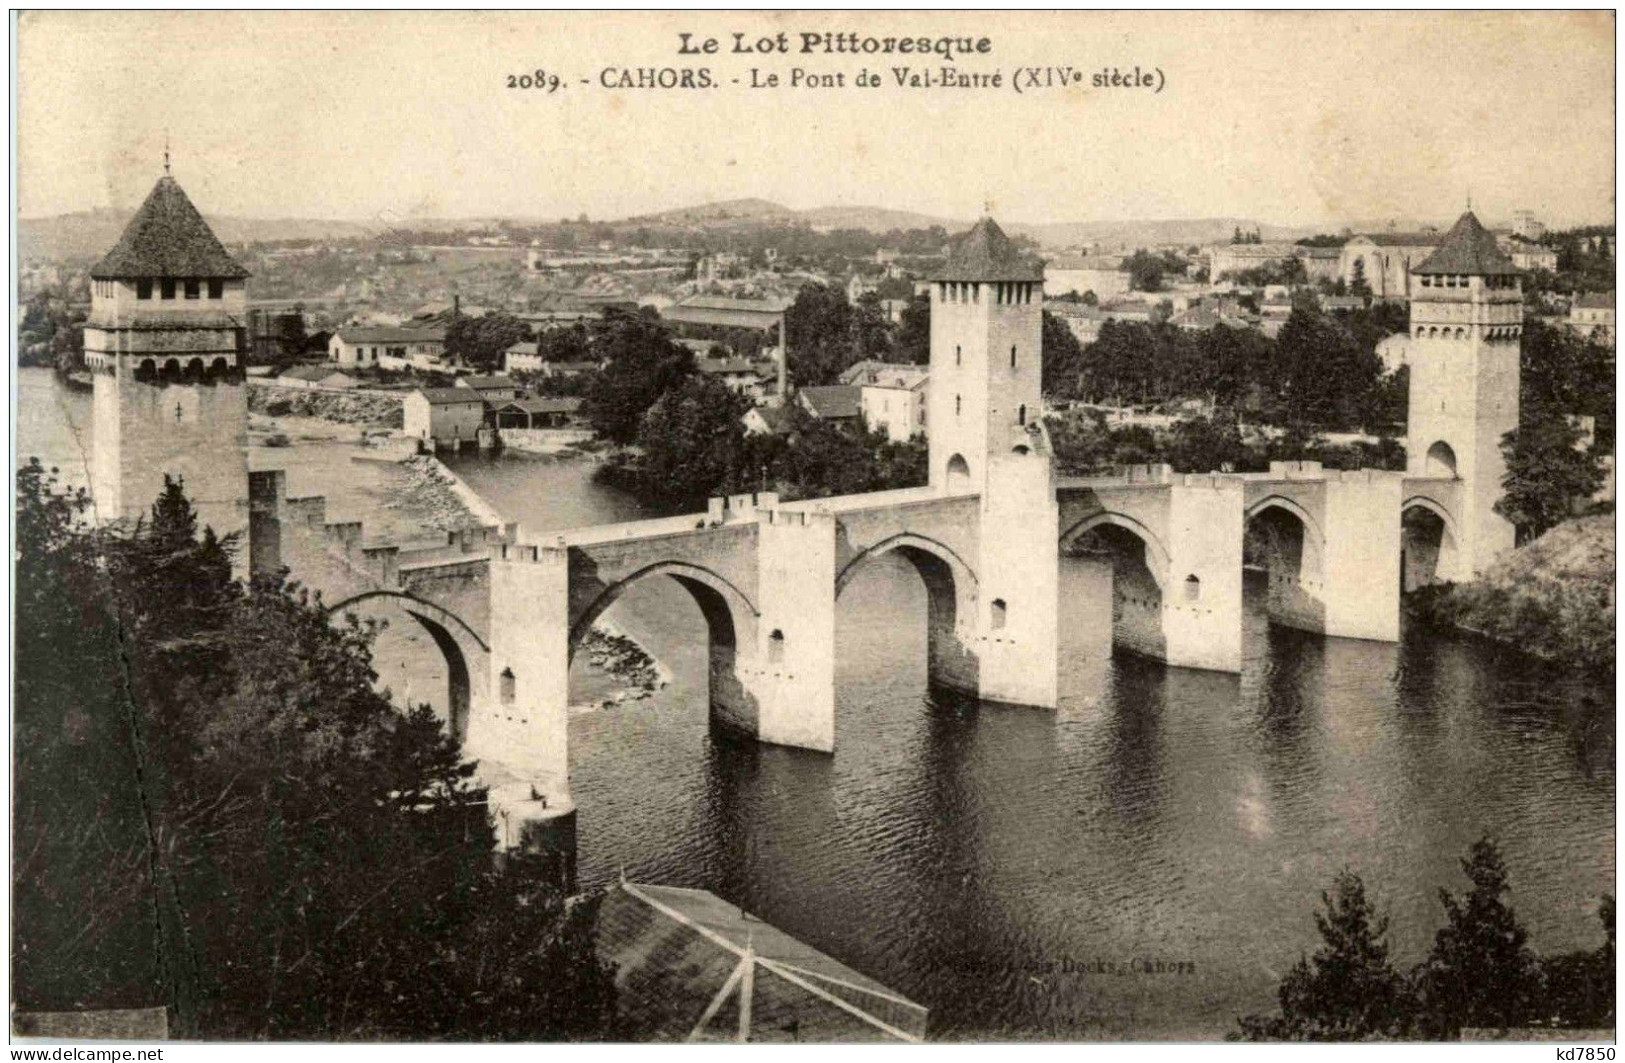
top-left (990, 599), bottom-right (1007, 630)
top-left (1018, 404), bottom-right (1026, 425)
top-left (1010, 345), bottom-right (1017, 368)
top-left (769, 629), bottom-right (785, 664)
top-left (500, 667), bottom-right (516, 705)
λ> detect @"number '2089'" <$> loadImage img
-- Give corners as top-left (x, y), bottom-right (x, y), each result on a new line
top-left (507, 70), bottom-right (561, 92)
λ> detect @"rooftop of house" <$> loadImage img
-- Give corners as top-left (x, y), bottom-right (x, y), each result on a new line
top-left (676, 294), bottom-right (795, 314)
top-left (933, 217), bottom-right (1045, 283)
top-left (415, 387), bottom-right (486, 406)
top-left (840, 360), bottom-right (929, 389)
top-left (1413, 211), bottom-right (1520, 275)
top-left (1351, 230), bottom-right (1443, 248)
top-left (459, 374), bottom-right (518, 390)
top-left (746, 404), bottom-right (796, 433)
top-left (91, 175), bottom-right (249, 280)
top-left (1047, 254), bottom-right (1127, 271)
top-left (497, 397), bottom-right (583, 415)
top-left (798, 385), bottom-right (863, 420)
top-left (336, 326), bottom-right (447, 344)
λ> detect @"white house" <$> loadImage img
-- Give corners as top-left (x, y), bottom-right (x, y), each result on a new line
top-left (1569, 292), bottom-right (1615, 346)
top-left (841, 361), bottom-right (929, 443)
top-left (331, 326), bottom-right (446, 370)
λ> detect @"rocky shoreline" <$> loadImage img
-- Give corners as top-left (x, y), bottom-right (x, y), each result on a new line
top-left (574, 621), bottom-right (670, 710)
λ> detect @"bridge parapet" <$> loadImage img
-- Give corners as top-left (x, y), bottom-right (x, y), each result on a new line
top-left (1268, 459), bottom-right (1326, 480)
top-left (706, 491), bottom-right (780, 525)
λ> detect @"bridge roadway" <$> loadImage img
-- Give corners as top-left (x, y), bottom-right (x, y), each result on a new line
top-left (247, 458), bottom-right (1464, 849)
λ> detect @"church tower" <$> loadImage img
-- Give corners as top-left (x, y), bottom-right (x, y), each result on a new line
top-left (927, 217), bottom-right (1047, 493)
top-left (1405, 209), bottom-right (1522, 574)
top-left (86, 170), bottom-right (250, 541)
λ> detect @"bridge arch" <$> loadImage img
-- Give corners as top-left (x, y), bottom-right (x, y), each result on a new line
top-left (327, 590), bottom-right (490, 742)
top-left (1401, 494), bottom-right (1464, 589)
top-left (1244, 495), bottom-right (1326, 632)
top-left (567, 560), bottom-right (761, 735)
top-left (1058, 511), bottom-right (1172, 589)
top-left (567, 560), bottom-right (759, 660)
top-left (836, 531), bottom-right (980, 699)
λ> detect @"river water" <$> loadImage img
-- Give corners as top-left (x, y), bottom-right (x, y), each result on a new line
top-left (20, 370), bottom-right (1615, 1040)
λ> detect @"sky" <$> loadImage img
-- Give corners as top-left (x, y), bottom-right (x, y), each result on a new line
top-left (16, 10), bottom-right (1617, 229)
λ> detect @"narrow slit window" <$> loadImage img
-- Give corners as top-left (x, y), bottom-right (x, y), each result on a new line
top-left (769, 629), bottom-right (785, 664)
top-left (990, 599), bottom-right (1007, 630)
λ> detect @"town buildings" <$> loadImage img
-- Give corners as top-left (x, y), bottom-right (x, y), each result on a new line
top-left (404, 387), bottom-right (487, 446)
top-left (329, 326), bottom-right (446, 369)
top-left (1339, 231), bottom-right (1442, 299)
top-left (1569, 291), bottom-right (1615, 345)
top-left (1043, 255), bottom-right (1129, 299)
top-left (840, 360), bottom-right (930, 443)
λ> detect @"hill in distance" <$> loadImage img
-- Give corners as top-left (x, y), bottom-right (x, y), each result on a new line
top-left (18, 208), bottom-right (379, 262)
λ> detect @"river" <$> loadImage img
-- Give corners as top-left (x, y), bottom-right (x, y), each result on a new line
top-left (20, 370), bottom-right (1615, 1040)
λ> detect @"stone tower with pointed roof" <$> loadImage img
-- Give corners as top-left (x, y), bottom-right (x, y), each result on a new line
top-left (87, 172), bottom-right (250, 539)
top-left (927, 217), bottom-right (1047, 492)
top-left (924, 218), bottom-right (1059, 708)
top-left (1405, 209), bottom-right (1522, 573)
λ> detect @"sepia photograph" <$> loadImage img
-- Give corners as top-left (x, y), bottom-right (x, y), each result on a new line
top-left (9, 8), bottom-right (1617, 1046)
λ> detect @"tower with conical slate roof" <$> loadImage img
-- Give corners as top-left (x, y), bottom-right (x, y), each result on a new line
top-left (926, 218), bottom-right (1059, 707)
top-left (86, 171), bottom-right (250, 540)
top-left (1405, 209), bottom-right (1522, 573)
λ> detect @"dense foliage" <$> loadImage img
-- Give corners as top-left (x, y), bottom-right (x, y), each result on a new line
top-left (444, 312), bottom-right (534, 373)
top-left (1045, 408), bottom-right (1405, 478)
top-left (1237, 839), bottom-right (1613, 1040)
top-left (1054, 299), bottom-right (1407, 434)
top-left (12, 465), bottom-right (618, 1039)
top-left (581, 308), bottom-right (697, 444)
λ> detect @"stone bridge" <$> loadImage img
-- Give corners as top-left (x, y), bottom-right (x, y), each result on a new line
top-left (249, 446), bottom-right (1470, 848)
top-left (1055, 461), bottom-right (1466, 672)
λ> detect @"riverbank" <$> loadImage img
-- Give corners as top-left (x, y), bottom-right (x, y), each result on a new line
top-left (248, 381), bottom-right (403, 427)
top-left (1409, 514), bottom-right (1615, 672)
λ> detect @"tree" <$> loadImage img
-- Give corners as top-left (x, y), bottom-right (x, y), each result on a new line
top-left (1412, 837), bottom-right (1541, 1038)
top-left (1496, 408), bottom-right (1604, 541)
top-left (1040, 310), bottom-right (1087, 400)
top-left (443, 312), bottom-right (534, 373)
top-left (784, 283), bottom-right (857, 386)
top-left (892, 293), bottom-right (931, 364)
top-left (1269, 304), bottom-right (1382, 430)
top-left (582, 308), bottom-right (695, 444)
top-left (1236, 869), bottom-right (1413, 1041)
top-left (631, 374), bottom-right (753, 504)
top-left (1349, 258), bottom-right (1372, 299)
top-left (1165, 412), bottom-right (1254, 473)
top-left (1124, 249), bottom-right (1167, 293)
top-left (12, 471), bottom-right (621, 1040)
top-left (1537, 895), bottom-right (1615, 1030)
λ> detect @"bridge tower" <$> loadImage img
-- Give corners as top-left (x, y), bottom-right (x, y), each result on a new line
top-left (1405, 210), bottom-right (1521, 573)
top-left (86, 169), bottom-right (250, 543)
top-left (927, 217), bottom-right (1046, 494)
top-left (925, 219), bottom-right (1059, 707)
